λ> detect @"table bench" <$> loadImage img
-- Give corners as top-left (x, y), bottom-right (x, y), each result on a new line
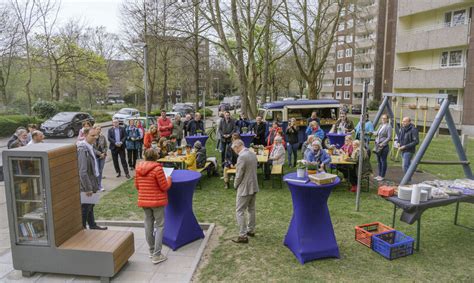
top-left (384, 194), bottom-right (474, 251)
top-left (195, 161), bottom-right (211, 189)
top-left (271, 164), bottom-right (283, 189)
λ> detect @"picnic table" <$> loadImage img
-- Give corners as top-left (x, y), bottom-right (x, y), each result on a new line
top-left (249, 148), bottom-right (269, 188)
top-left (283, 173), bottom-right (341, 264)
top-left (157, 155), bottom-right (186, 169)
top-left (384, 194), bottom-right (474, 250)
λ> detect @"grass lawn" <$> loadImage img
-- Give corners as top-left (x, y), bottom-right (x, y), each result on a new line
top-left (95, 135), bottom-right (474, 282)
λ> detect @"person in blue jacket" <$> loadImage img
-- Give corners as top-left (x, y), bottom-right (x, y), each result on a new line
top-left (355, 113), bottom-right (375, 156)
top-left (305, 121), bottom-right (325, 140)
top-left (303, 140), bottom-right (331, 171)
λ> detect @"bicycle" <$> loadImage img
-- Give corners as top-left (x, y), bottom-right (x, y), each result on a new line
top-left (206, 121), bottom-right (217, 142)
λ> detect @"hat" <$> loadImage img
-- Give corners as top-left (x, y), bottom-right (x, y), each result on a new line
top-left (194, 140), bottom-right (202, 149)
top-left (311, 140), bottom-right (322, 148)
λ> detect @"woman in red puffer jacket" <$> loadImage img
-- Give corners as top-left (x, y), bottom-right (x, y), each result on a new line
top-left (135, 148), bottom-right (172, 264)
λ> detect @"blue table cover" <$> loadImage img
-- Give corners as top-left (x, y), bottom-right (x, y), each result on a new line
top-left (163, 170), bottom-right (204, 250)
top-left (185, 135), bottom-right (209, 147)
top-left (240, 133), bottom-right (255, 147)
top-left (326, 133), bottom-right (350, 149)
top-left (283, 172), bottom-right (340, 264)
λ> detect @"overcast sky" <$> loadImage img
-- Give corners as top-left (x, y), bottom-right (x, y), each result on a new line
top-left (57, 0), bottom-right (122, 34)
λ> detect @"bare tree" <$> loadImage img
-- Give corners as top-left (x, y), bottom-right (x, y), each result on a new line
top-left (277, 0), bottom-right (342, 99)
top-left (0, 3), bottom-right (21, 106)
top-left (10, 0), bottom-right (42, 115)
top-left (201, 0), bottom-right (287, 118)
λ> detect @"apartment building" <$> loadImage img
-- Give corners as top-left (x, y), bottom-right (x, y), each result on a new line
top-left (321, 0), bottom-right (380, 106)
top-left (381, 0), bottom-right (474, 133)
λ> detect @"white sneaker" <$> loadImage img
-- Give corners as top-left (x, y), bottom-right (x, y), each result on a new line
top-left (374, 176), bottom-right (381, 181)
top-left (152, 254), bottom-right (167, 264)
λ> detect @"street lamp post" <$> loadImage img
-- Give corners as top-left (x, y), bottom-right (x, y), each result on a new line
top-left (143, 44), bottom-right (149, 125)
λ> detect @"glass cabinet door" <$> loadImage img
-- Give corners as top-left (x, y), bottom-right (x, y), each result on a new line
top-left (9, 157), bottom-right (49, 246)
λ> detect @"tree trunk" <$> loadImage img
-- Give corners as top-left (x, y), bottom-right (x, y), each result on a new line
top-left (308, 80), bottom-right (317, 100)
top-left (25, 48), bottom-right (33, 115)
top-left (261, 0), bottom-right (272, 104)
top-left (194, 0), bottom-right (200, 111)
top-left (161, 58), bottom-right (168, 111)
top-left (0, 70), bottom-right (7, 106)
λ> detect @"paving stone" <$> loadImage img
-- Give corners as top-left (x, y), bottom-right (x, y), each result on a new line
top-left (0, 263), bottom-right (15, 280)
top-left (0, 250), bottom-right (12, 264)
top-left (170, 240), bottom-right (203, 257)
top-left (111, 270), bottom-right (154, 283)
top-left (150, 271), bottom-right (190, 283)
top-left (155, 255), bottom-right (195, 274)
top-left (71, 275), bottom-right (101, 282)
top-left (0, 269), bottom-right (41, 282)
top-left (35, 273), bottom-right (75, 282)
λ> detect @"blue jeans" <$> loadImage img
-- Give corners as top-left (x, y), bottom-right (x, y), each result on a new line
top-left (97, 157), bottom-right (106, 188)
top-left (287, 143), bottom-right (299, 167)
top-left (376, 145), bottom-right (389, 177)
top-left (402, 151), bottom-right (414, 174)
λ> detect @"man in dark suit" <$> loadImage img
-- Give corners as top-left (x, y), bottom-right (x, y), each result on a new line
top-left (252, 116), bottom-right (266, 146)
top-left (108, 119), bottom-right (130, 179)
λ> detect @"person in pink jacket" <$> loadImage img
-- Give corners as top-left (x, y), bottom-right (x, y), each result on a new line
top-left (157, 110), bottom-right (173, 138)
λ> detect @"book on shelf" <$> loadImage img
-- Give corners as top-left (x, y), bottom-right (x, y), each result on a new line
top-left (18, 221), bottom-right (44, 240)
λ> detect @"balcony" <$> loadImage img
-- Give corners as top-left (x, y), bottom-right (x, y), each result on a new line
top-left (393, 67), bottom-right (465, 89)
top-left (396, 21), bottom-right (469, 53)
top-left (323, 72), bottom-right (335, 80)
top-left (321, 85), bottom-right (335, 93)
top-left (356, 21), bottom-right (377, 34)
top-left (353, 69), bottom-right (374, 78)
top-left (353, 84), bottom-right (374, 93)
top-left (398, 0), bottom-right (471, 17)
top-left (354, 53), bottom-right (375, 64)
top-left (355, 38), bottom-right (375, 49)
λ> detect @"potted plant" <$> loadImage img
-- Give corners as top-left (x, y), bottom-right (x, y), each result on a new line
top-left (306, 164), bottom-right (318, 175)
top-left (196, 129), bottom-right (203, 136)
top-left (296, 160), bottom-right (306, 178)
top-left (241, 127), bottom-right (248, 134)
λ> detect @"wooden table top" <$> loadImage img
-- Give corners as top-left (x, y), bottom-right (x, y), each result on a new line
top-left (330, 155), bottom-right (356, 165)
top-left (249, 148), bottom-right (269, 163)
top-left (157, 155), bottom-right (185, 163)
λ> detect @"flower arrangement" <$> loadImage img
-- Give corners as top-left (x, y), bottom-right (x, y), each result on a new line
top-left (196, 129), bottom-right (203, 136)
top-left (296, 160), bottom-right (306, 178)
top-left (241, 127), bottom-right (248, 134)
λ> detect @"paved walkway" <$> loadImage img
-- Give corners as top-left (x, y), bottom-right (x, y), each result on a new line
top-left (0, 157), bottom-right (212, 282)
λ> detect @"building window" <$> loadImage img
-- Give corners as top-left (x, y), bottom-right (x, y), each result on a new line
top-left (362, 63), bottom-right (372, 69)
top-left (338, 36), bottom-right (344, 45)
top-left (338, 23), bottom-right (345, 31)
top-left (445, 10), bottom-right (467, 27)
top-left (336, 91), bottom-right (342, 99)
top-left (441, 50), bottom-right (463, 67)
top-left (337, 64), bottom-right (343, 72)
top-left (438, 89), bottom-right (459, 106)
top-left (346, 35), bottom-right (353, 43)
top-left (337, 50), bottom-right (344, 59)
top-left (336, 77), bottom-right (343, 86)
top-left (354, 92), bottom-right (363, 98)
top-left (345, 63), bottom-right (352, 72)
top-left (344, 91), bottom-right (351, 100)
top-left (344, 77), bottom-right (351, 86)
top-left (345, 48), bottom-right (352, 57)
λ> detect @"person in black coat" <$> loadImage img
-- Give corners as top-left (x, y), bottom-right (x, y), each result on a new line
top-left (252, 116), bottom-right (266, 145)
top-left (218, 111), bottom-right (236, 166)
top-left (285, 118), bottom-right (299, 167)
top-left (397, 117), bottom-right (419, 177)
top-left (188, 112), bottom-right (205, 136)
top-left (107, 119), bottom-right (130, 179)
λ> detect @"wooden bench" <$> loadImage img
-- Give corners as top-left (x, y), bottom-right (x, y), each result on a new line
top-left (271, 164), bottom-right (283, 189)
top-left (195, 161), bottom-right (212, 189)
top-left (226, 168), bottom-right (237, 189)
top-left (58, 230), bottom-right (134, 282)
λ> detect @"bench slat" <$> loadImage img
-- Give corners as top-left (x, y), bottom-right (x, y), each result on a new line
top-left (271, 165), bottom-right (283, 175)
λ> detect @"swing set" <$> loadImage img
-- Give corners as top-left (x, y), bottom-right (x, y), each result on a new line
top-left (373, 93), bottom-right (473, 185)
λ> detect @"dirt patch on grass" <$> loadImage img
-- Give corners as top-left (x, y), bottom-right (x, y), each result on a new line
top-left (191, 225), bottom-right (224, 282)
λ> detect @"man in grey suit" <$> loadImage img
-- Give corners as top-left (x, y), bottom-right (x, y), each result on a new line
top-left (231, 139), bottom-right (259, 243)
top-left (77, 127), bottom-right (107, 230)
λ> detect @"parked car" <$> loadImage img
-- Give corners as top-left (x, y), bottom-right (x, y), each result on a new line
top-left (351, 104), bottom-right (362, 115)
top-left (40, 112), bottom-right (95, 138)
top-left (219, 102), bottom-right (231, 111)
top-left (113, 108), bottom-right (140, 124)
top-left (124, 116), bottom-right (156, 129)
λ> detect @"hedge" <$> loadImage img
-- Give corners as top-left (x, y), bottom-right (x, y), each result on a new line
top-left (90, 111), bottom-right (113, 123)
top-left (0, 115), bottom-right (42, 137)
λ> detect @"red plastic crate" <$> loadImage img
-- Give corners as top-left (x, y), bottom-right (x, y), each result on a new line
top-left (355, 222), bottom-right (394, 248)
top-left (378, 186), bottom-right (395, 197)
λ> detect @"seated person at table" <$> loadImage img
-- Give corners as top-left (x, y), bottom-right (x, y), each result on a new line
top-left (339, 135), bottom-right (354, 156)
top-left (167, 135), bottom-right (178, 153)
top-left (331, 111), bottom-right (354, 134)
top-left (305, 121), bottom-right (325, 140)
top-left (224, 133), bottom-right (241, 189)
top-left (150, 141), bottom-right (161, 157)
top-left (158, 137), bottom-right (168, 159)
top-left (303, 140), bottom-right (331, 171)
top-left (144, 125), bottom-right (159, 150)
top-left (264, 136), bottom-right (286, 180)
top-left (301, 135), bottom-right (316, 156)
top-left (345, 140), bottom-right (372, 193)
top-left (184, 144), bottom-right (197, 170)
top-left (195, 140), bottom-right (217, 176)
